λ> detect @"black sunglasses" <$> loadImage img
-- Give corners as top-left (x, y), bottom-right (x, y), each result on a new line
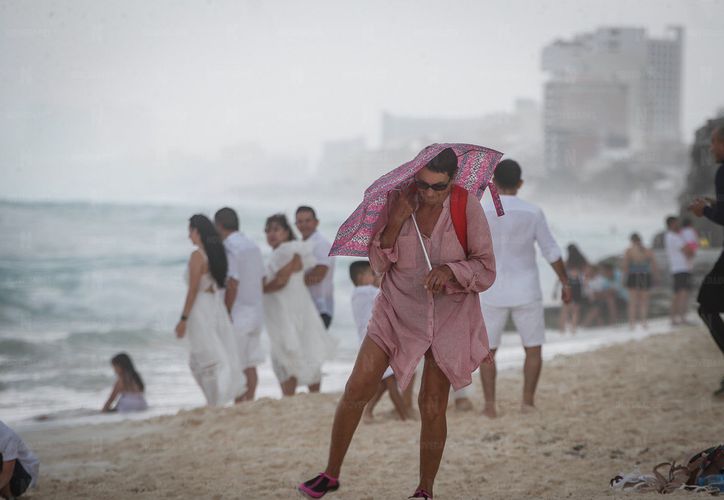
top-left (414, 178), bottom-right (451, 192)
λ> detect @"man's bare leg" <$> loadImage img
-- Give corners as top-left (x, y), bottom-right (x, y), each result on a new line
top-left (671, 289), bottom-right (681, 324)
top-left (235, 367), bottom-right (258, 403)
top-left (403, 372), bottom-right (416, 411)
top-left (480, 348), bottom-right (497, 418)
top-left (453, 385), bottom-right (473, 411)
top-left (384, 376), bottom-right (409, 420)
top-left (324, 336), bottom-right (390, 478)
top-left (363, 381), bottom-right (386, 423)
top-left (281, 376), bottom-right (297, 397)
top-left (415, 349), bottom-right (451, 497)
top-left (679, 290), bottom-right (690, 323)
top-left (522, 345), bottom-right (542, 412)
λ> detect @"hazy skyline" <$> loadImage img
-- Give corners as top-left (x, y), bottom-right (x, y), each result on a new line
top-left (2, 0), bottom-right (723, 203)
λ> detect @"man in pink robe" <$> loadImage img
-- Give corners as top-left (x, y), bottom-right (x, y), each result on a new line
top-left (366, 188), bottom-right (497, 392)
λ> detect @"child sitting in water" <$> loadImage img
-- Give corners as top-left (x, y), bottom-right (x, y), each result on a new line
top-left (102, 353), bottom-right (148, 413)
top-left (349, 260), bottom-right (412, 422)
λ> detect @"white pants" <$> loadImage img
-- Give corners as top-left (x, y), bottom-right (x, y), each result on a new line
top-left (481, 300), bottom-right (546, 349)
top-left (235, 327), bottom-right (265, 370)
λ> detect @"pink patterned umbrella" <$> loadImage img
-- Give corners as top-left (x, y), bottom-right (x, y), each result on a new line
top-left (329, 143), bottom-right (504, 257)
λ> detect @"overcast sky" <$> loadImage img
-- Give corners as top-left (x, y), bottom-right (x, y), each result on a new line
top-left (1, 0), bottom-right (723, 202)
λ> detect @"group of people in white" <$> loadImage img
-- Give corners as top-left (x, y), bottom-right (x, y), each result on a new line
top-left (174, 206), bottom-right (338, 406)
top-left (97, 158), bottom-right (709, 417)
top-left (167, 159), bottom-right (575, 418)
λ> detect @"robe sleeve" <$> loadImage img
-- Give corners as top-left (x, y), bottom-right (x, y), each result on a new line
top-left (444, 194), bottom-right (496, 294)
top-left (368, 193), bottom-right (400, 274)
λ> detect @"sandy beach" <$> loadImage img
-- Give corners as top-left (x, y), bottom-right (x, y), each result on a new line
top-left (19, 324), bottom-right (724, 499)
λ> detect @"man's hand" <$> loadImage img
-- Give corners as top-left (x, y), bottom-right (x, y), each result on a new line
top-left (561, 284), bottom-right (573, 304)
top-left (688, 197), bottom-right (710, 217)
top-left (425, 265), bottom-right (454, 294)
top-left (388, 185), bottom-right (416, 226)
top-left (304, 264), bottom-right (328, 286)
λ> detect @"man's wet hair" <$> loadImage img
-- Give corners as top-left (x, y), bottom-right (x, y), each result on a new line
top-left (349, 260), bottom-right (372, 285)
top-left (426, 147), bottom-right (458, 179)
top-left (493, 159), bottom-right (522, 189)
top-left (214, 207), bottom-right (239, 231)
top-left (296, 206), bottom-right (318, 220)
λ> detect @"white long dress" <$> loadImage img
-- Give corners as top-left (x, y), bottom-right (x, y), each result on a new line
top-left (263, 240), bottom-right (338, 386)
top-left (184, 251), bottom-right (245, 406)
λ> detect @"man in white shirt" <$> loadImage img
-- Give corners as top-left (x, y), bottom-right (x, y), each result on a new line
top-left (295, 206), bottom-right (335, 329)
top-left (0, 420), bottom-right (39, 499)
top-left (215, 207), bottom-right (266, 402)
top-left (479, 159), bottom-right (571, 418)
top-left (664, 216), bottom-right (695, 325)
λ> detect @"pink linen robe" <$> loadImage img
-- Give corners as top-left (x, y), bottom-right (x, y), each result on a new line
top-left (366, 191), bottom-right (496, 391)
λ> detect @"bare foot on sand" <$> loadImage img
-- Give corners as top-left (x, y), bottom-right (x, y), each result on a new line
top-left (521, 403), bottom-right (537, 414)
top-left (362, 411), bottom-right (375, 424)
top-left (455, 397), bottom-right (473, 412)
top-left (482, 405), bottom-right (497, 419)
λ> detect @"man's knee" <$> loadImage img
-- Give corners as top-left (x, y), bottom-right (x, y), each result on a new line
top-left (344, 375), bottom-right (377, 406)
top-left (524, 345), bottom-right (542, 360)
top-left (418, 390), bottom-right (447, 420)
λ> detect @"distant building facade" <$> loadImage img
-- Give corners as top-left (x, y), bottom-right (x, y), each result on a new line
top-left (542, 26), bottom-right (683, 176)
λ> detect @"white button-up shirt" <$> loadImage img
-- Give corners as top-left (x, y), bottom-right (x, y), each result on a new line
top-left (664, 231), bottom-right (692, 273)
top-left (224, 231), bottom-right (265, 333)
top-left (480, 194), bottom-right (562, 307)
top-left (305, 230), bottom-right (335, 317)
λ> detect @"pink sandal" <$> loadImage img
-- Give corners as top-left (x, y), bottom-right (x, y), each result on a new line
top-left (298, 472), bottom-right (340, 498)
top-left (409, 488), bottom-right (433, 498)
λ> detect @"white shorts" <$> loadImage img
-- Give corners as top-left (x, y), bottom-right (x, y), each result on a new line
top-left (481, 300), bottom-right (545, 350)
top-left (235, 327), bottom-right (265, 370)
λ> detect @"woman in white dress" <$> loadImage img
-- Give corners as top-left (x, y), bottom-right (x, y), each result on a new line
top-left (175, 214), bottom-right (245, 407)
top-left (263, 214), bottom-right (337, 396)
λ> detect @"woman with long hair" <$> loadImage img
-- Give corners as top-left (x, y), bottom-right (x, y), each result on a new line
top-left (559, 243), bottom-right (588, 334)
top-left (262, 214), bottom-right (337, 397)
top-left (174, 214), bottom-right (244, 406)
top-left (102, 352), bottom-right (148, 412)
top-left (622, 232), bottom-right (659, 330)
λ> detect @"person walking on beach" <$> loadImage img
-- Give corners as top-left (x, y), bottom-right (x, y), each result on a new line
top-left (622, 233), bottom-right (659, 330)
top-left (688, 124), bottom-right (724, 398)
top-left (479, 159), bottom-right (571, 418)
top-left (263, 214), bottom-right (337, 397)
top-left (214, 207), bottom-right (265, 402)
top-left (298, 147), bottom-right (497, 499)
top-left (664, 215), bottom-right (695, 325)
top-left (559, 244), bottom-right (588, 334)
top-left (296, 206), bottom-right (335, 331)
top-left (175, 215), bottom-right (244, 407)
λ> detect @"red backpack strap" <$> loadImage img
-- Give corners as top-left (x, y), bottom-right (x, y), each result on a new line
top-left (450, 185), bottom-right (468, 255)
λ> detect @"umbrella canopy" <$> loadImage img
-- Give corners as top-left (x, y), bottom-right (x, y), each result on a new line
top-left (330, 143), bottom-right (504, 257)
